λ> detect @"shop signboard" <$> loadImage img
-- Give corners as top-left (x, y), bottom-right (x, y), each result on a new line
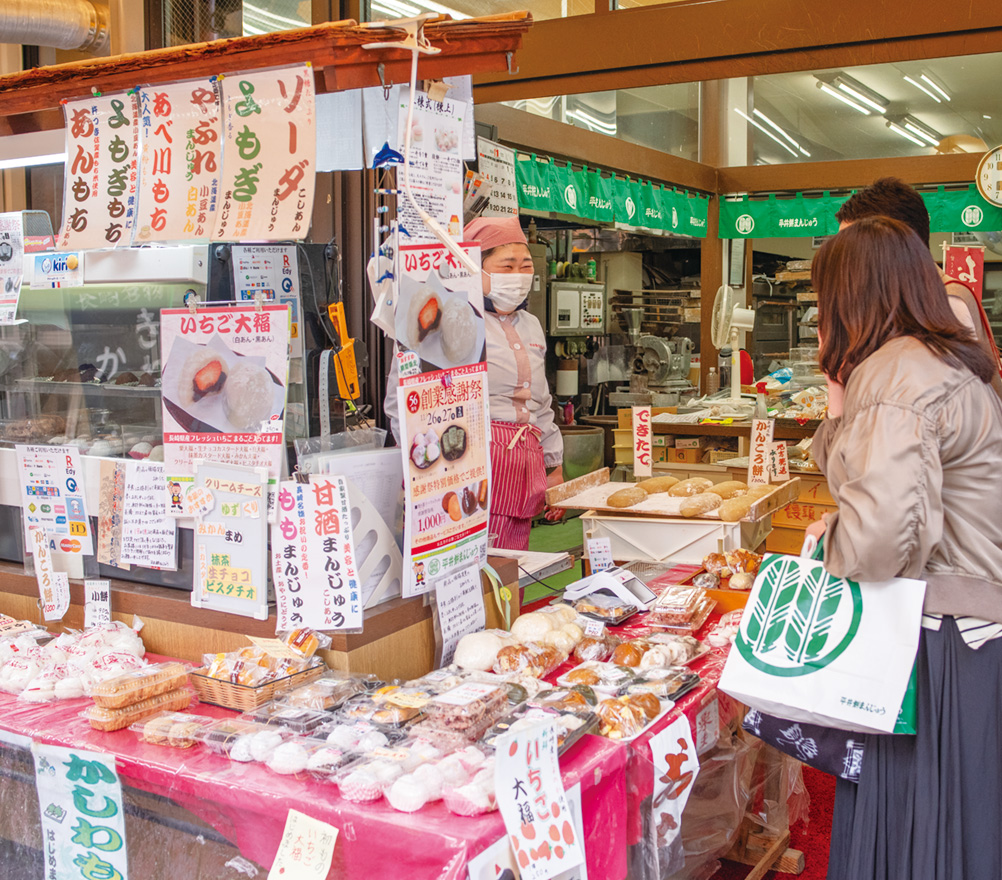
top-left (718, 193), bottom-right (842, 239)
top-left (0, 211), bottom-right (25, 324)
top-left (58, 92), bottom-right (141, 251)
top-left (271, 475), bottom-right (363, 632)
top-left (191, 461), bottom-right (270, 620)
top-left (215, 63), bottom-right (316, 241)
top-left (31, 743), bottom-right (129, 880)
top-left (771, 193), bottom-right (830, 237)
top-left (943, 244), bottom-right (985, 301)
top-left (515, 154), bottom-right (556, 214)
top-left (134, 78), bottom-right (223, 243)
top-left (397, 362), bottom-right (490, 598)
top-left (160, 303), bottom-right (290, 513)
top-left (396, 88), bottom-right (466, 242)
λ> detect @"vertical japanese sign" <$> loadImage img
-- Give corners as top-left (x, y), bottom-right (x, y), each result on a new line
top-left (84, 580), bottom-right (113, 629)
top-left (433, 563), bottom-right (486, 666)
top-left (0, 211), bottom-right (25, 323)
top-left (477, 137), bottom-right (519, 218)
top-left (160, 303), bottom-right (289, 513)
top-left (747, 418), bottom-right (774, 486)
top-left (397, 363), bottom-right (490, 598)
top-left (31, 528), bottom-right (70, 622)
top-left (97, 460), bottom-right (129, 569)
top-left (495, 721), bottom-right (584, 880)
top-left (215, 63), bottom-right (316, 241)
top-left (768, 441), bottom-right (790, 482)
top-left (944, 244), bottom-right (985, 302)
top-left (16, 444), bottom-right (94, 556)
top-left (191, 462), bottom-right (270, 620)
top-left (32, 744), bottom-right (129, 880)
top-left (268, 809), bottom-right (338, 880)
top-left (135, 78), bottom-right (222, 242)
top-left (397, 89), bottom-right (466, 243)
top-left (649, 715), bottom-right (700, 866)
top-left (271, 476), bottom-right (363, 632)
top-left (59, 92), bottom-right (140, 251)
top-left (632, 406), bottom-right (652, 478)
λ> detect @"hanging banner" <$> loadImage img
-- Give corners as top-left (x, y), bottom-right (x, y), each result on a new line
top-left (926, 185), bottom-right (1002, 233)
top-left (32, 743), bottom-right (129, 880)
top-left (943, 244), bottom-right (985, 301)
top-left (0, 211), bottom-right (25, 324)
top-left (552, 161), bottom-right (586, 219)
top-left (191, 461), bottom-right (270, 620)
top-left (515, 154), bottom-right (556, 213)
top-left (638, 180), bottom-right (665, 232)
top-left (58, 92), bottom-right (141, 250)
top-left (396, 88), bottom-right (466, 242)
top-left (271, 476), bottom-right (363, 632)
top-left (135, 78), bottom-right (222, 243)
top-left (649, 715), bottom-right (700, 868)
top-left (397, 362), bottom-right (490, 598)
top-left (31, 527), bottom-right (70, 621)
top-left (476, 137), bottom-right (519, 218)
top-left (582, 167), bottom-right (614, 224)
top-left (160, 303), bottom-right (290, 513)
top-left (16, 444), bottom-right (94, 556)
top-left (215, 63), bottom-right (316, 241)
top-left (771, 193), bottom-right (830, 237)
top-left (684, 192), bottom-right (709, 237)
top-left (612, 176), bottom-right (642, 228)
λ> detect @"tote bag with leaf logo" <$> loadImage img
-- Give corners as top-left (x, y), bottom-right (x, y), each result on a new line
top-left (720, 537), bottom-right (924, 735)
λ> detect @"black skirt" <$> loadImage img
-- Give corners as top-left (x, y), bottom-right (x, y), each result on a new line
top-left (828, 617), bottom-right (1002, 880)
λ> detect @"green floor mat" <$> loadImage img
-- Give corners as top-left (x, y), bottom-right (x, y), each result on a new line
top-left (523, 516), bottom-right (585, 604)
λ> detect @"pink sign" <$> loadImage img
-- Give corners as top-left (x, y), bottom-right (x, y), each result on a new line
top-left (632, 406), bottom-right (652, 478)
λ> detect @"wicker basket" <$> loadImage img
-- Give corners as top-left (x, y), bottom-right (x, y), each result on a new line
top-left (189, 663), bottom-right (325, 711)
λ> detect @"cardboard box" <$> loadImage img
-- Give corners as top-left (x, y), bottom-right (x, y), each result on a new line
top-left (653, 446), bottom-right (668, 464)
top-left (667, 447), bottom-right (703, 464)
top-left (652, 435), bottom-right (667, 447)
top-left (674, 436), bottom-right (705, 450)
top-left (766, 526), bottom-right (808, 555)
top-left (617, 406), bottom-right (678, 429)
top-left (772, 500), bottom-right (837, 530)
top-left (704, 449), bottom-right (741, 465)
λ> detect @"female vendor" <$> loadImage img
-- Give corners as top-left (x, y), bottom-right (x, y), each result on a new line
top-left (385, 217), bottom-right (563, 551)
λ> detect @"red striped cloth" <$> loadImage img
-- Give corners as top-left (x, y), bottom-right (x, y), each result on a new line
top-left (488, 420), bottom-right (546, 551)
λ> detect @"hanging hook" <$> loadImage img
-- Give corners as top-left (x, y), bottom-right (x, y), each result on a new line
top-left (506, 52), bottom-right (518, 75)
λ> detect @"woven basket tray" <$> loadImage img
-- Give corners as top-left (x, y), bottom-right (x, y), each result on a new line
top-left (190, 663), bottom-right (325, 711)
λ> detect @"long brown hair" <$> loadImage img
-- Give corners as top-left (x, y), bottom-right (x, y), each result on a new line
top-left (814, 216), bottom-right (995, 384)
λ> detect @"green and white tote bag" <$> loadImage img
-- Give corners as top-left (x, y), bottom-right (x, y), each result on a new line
top-left (719, 536), bottom-right (925, 735)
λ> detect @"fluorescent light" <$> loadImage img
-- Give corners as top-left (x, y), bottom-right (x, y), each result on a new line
top-left (0, 153), bottom-right (65, 170)
top-left (733, 108), bottom-right (798, 157)
top-left (798, 146), bottom-right (811, 157)
top-left (902, 120), bottom-right (940, 146)
top-left (836, 82), bottom-right (887, 113)
top-left (904, 75), bottom-right (941, 103)
top-left (411, 0), bottom-right (471, 17)
top-left (920, 73), bottom-right (950, 102)
top-left (371, 0), bottom-right (422, 16)
top-left (886, 121), bottom-right (925, 146)
top-left (566, 109), bottom-right (616, 135)
top-left (985, 114), bottom-right (993, 120)
top-left (0, 129), bottom-right (66, 170)
top-left (752, 109), bottom-right (800, 148)
top-left (817, 82), bottom-right (870, 115)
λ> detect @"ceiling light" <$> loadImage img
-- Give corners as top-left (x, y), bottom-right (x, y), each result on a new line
top-left (0, 129), bottom-right (66, 170)
top-left (886, 121), bottom-right (926, 147)
top-left (920, 73), bottom-right (950, 102)
top-left (836, 82), bottom-right (886, 113)
top-left (902, 116), bottom-right (942, 146)
top-left (752, 109), bottom-right (800, 148)
top-left (816, 82), bottom-right (870, 115)
top-left (733, 108), bottom-right (798, 157)
top-left (566, 109), bottom-right (617, 135)
top-left (903, 75), bottom-right (941, 103)
top-left (984, 114), bottom-right (992, 120)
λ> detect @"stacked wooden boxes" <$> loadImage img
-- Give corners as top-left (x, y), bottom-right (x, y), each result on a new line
top-left (763, 471), bottom-right (836, 553)
top-left (612, 407), bottom-right (677, 466)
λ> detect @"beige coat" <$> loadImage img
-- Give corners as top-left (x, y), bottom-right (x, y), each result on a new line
top-left (814, 336), bottom-right (1002, 623)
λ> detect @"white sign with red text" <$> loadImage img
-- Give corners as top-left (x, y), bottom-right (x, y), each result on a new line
top-left (747, 418), bottom-right (775, 486)
top-left (632, 406), bottom-right (652, 478)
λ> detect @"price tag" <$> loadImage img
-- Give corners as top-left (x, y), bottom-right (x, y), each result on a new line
top-left (586, 538), bottom-right (614, 573)
top-left (84, 580), bottom-right (112, 629)
top-left (31, 528), bottom-right (69, 622)
top-left (246, 636), bottom-right (301, 661)
top-left (268, 809), bottom-right (338, 879)
top-left (584, 619), bottom-right (605, 638)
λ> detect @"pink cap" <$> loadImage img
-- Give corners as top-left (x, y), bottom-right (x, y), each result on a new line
top-left (463, 216), bottom-right (528, 251)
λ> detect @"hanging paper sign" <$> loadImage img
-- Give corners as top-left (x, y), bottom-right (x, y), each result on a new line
top-left (433, 563), bottom-right (487, 666)
top-left (84, 579), bottom-right (113, 629)
top-left (395, 241), bottom-right (484, 373)
top-left (160, 303), bottom-right (290, 513)
top-left (0, 211), bottom-right (25, 323)
top-left (632, 406), bottom-right (652, 478)
top-left (268, 809), bottom-right (338, 880)
top-left (32, 743), bottom-right (129, 880)
top-left (495, 720), bottom-right (584, 880)
top-left (582, 168), bottom-right (614, 224)
top-left (135, 78), bottom-right (222, 242)
top-left (477, 137), bottom-right (519, 217)
top-left (396, 89), bottom-right (466, 242)
top-left (515, 154), bottom-right (555, 214)
top-left (16, 444), bottom-right (93, 556)
top-left (397, 362), bottom-right (490, 597)
top-left (747, 418), bottom-right (775, 486)
top-left (119, 461), bottom-right (178, 569)
top-left (943, 244), bottom-right (985, 301)
top-left (97, 460), bottom-right (129, 569)
top-left (58, 92), bottom-right (141, 250)
top-left (215, 63), bottom-right (316, 241)
top-left (30, 528), bottom-right (70, 621)
top-left (192, 462), bottom-right (270, 620)
top-left (768, 441), bottom-right (790, 482)
top-left (649, 714), bottom-right (700, 862)
top-left (271, 476), bottom-right (363, 632)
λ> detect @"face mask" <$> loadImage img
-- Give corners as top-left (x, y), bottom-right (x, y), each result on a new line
top-left (487, 272), bottom-right (533, 312)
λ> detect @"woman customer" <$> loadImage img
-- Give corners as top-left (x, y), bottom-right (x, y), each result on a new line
top-left (807, 216), bottom-right (1002, 880)
top-left (386, 217), bottom-right (563, 550)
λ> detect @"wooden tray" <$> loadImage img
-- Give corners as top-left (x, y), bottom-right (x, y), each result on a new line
top-left (546, 468), bottom-right (799, 523)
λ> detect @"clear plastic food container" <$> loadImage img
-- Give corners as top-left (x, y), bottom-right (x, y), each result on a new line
top-left (91, 662), bottom-right (190, 709)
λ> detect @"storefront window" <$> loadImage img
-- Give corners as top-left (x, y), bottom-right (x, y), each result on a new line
top-left (502, 83), bottom-right (700, 160)
top-left (162, 0), bottom-right (310, 45)
top-left (740, 52), bottom-right (1002, 165)
top-left (365, 0), bottom-right (595, 20)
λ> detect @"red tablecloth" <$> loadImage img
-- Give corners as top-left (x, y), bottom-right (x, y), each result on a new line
top-left (0, 680), bottom-right (628, 880)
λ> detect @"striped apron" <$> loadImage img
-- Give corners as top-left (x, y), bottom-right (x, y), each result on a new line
top-left (488, 420), bottom-right (547, 551)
